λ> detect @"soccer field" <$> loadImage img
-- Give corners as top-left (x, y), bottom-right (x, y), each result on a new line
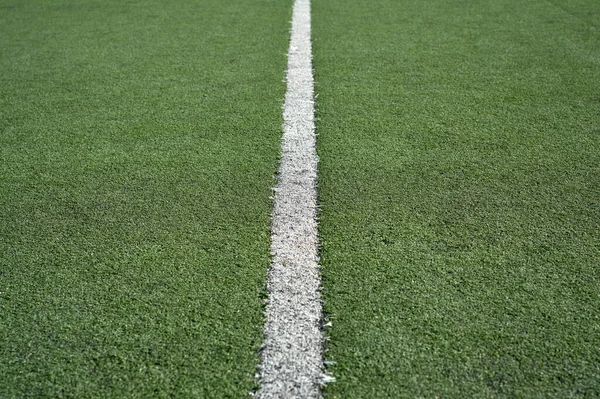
top-left (314, 0), bottom-right (600, 397)
top-left (1, 0), bottom-right (599, 397)
top-left (0, 0), bottom-right (291, 397)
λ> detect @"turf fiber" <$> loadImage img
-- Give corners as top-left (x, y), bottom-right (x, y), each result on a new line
top-left (0, 0), bottom-right (291, 397)
top-left (313, 0), bottom-right (600, 397)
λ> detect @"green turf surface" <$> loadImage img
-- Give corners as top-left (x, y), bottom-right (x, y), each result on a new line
top-left (0, 0), bottom-right (291, 396)
top-left (313, 0), bottom-right (600, 397)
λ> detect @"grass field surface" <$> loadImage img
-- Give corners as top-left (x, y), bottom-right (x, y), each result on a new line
top-left (0, 0), bottom-right (291, 397)
top-left (314, 0), bottom-right (600, 397)
top-left (2, 0), bottom-right (600, 397)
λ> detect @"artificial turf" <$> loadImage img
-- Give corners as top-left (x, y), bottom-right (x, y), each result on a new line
top-left (0, 0), bottom-right (291, 397)
top-left (313, 0), bottom-right (600, 397)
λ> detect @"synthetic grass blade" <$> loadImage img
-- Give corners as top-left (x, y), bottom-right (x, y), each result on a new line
top-left (257, 0), bottom-right (324, 397)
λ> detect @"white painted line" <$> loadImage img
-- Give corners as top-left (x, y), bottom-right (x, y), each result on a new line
top-left (257, 0), bottom-right (324, 398)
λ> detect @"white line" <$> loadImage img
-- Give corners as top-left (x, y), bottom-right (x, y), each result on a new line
top-left (257, 0), bottom-right (324, 398)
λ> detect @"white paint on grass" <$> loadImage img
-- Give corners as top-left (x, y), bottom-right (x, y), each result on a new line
top-left (257, 0), bottom-right (325, 398)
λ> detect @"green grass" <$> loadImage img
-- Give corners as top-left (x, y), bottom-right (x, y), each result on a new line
top-left (3, 0), bottom-right (600, 397)
top-left (313, 0), bottom-right (600, 397)
top-left (0, 0), bottom-right (291, 397)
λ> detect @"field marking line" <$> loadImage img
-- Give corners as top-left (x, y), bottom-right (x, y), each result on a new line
top-left (257, 0), bottom-right (324, 398)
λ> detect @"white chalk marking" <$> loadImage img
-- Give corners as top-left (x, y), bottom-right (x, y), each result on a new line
top-left (257, 0), bottom-right (325, 398)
